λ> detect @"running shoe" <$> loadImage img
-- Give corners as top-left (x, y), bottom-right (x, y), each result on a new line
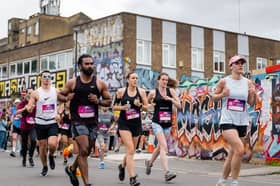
top-left (129, 175), bottom-right (140, 186)
top-left (144, 160), bottom-right (152, 175)
top-left (231, 180), bottom-right (239, 186)
top-left (49, 155), bottom-right (55, 170)
top-left (65, 166), bottom-right (79, 186)
top-left (118, 164), bottom-right (125, 181)
top-left (216, 181), bottom-right (226, 186)
top-left (64, 158), bottom-right (68, 165)
top-left (41, 166), bottom-right (48, 176)
top-left (99, 162), bottom-right (105, 169)
top-left (29, 157), bottom-right (35, 167)
top-left (165, 171), bottom-right (176, 182)
top-left (10, 151), bottom-right (16, 157)
top-left (22, 158), bottom-right (26, 167)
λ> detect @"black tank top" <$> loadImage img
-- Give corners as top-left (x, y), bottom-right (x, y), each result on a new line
top-left (152, 88), bottom-right (173, 128)
top-left (118, 88), bottom-right (142, 126)
top-left (70, 76), bottom-right (100, 125)
top-left (62, 110), bottom-right (71, 124)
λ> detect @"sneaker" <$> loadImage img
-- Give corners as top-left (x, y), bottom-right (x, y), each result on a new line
top-left (231, 180), bottom-right (239, 186)
top-left (136, 149), bottom-right (141, 153)
top-left (216, 181), bottom-right (226, 186)
top-left (65, 166), bottom-right (79, 186)
top-left (10, 151), bottom-right (16, 157)
top-left (29, 157), bottom-right (35, 167)
top-left (129, 175), bottom-right (140, 186)
top-left (63, 158), bottom-right (68, 165)
top-left (49, 155), bottom-right (55, 170)
top-left (145, 160), bottom-right (152, 175)
top-left (99, 162), bottom-right (105, 169)
top-left (165, 171), bottom-right (176, 182)
top-left (41, 166), bottom-right (48, 176)
top-left (118, 164), bottom-right (125, 181)
top-left (114, 149), bottom-right (119, 153)
top-left (22, 158), bottom-right (26, 167)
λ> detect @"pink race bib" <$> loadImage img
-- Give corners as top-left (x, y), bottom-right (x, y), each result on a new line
top-left (78, 106), bottom-right (95, 118)
top-left (26, 117), bottom-right (35, 125)
top-left (158, 111), bottom-right (171, 122)
top-left (126, 109), bottom-right (140, 120)
top-left (61, 123), bottom-right (70, 130)
top-left (42, 104), bottom-right (55, 113)
top-left (226, 98), bottom-right (246, 112)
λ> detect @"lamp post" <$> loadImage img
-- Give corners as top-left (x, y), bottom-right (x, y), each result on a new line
top-left (73, 28), bottom-right (79, 77)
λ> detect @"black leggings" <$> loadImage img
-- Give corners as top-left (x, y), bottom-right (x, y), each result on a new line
top-left (21, 128), bottom-right (37, 159)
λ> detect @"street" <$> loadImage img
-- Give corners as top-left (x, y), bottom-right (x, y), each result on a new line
top-left (0, 151), bottom-right (279, 186)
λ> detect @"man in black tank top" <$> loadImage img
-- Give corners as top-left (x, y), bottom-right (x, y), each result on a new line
top-left (59, 54), bottom-right (111, 186)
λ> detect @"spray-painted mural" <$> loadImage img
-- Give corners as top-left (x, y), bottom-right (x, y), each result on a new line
top-left (167, 76), bottom-right (280, 162)
top-left (77, 15), bottom-right (124, 91)
top-left (0, 70), bottom-right (67, 99)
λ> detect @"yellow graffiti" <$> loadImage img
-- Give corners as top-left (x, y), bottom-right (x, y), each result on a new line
top-left (56, 71), bottom-right (66, 90)
top-left (0, 81), bottom-right (4, 97)
top-left (10, 79), bottom-right (18, 95)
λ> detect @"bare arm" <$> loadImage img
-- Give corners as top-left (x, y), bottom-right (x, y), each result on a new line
top-left (248, 80), bottom-right (256, 106)
top-left (212, 79), bottom-right (229, 102)
top-left (112, 88), bottom-right (128, 111)
top-left (135, 88), bottom-right (149, 111)
top-left (169, 88), bottom-right (182, 109)
top-left (58, 78), bottom-right (75, 102)
top-left (26, 90), bottom-right (38, 113)
top-left (98, 80), bottom-right (112, 107)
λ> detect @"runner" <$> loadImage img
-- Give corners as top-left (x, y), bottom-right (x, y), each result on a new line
top-left (10, 98), bottom-right (22, 157)
top-left (144, 72), bottom-right (181, 182)
top-left (26, 70), bottom-right (61, 176)
top-left (96, 106), bottom-right (114, 169)
top-left (113, 71), bottom-right (148, 186)
top-left (16, 89), bottom-right (36, 167)
top-left (59, 54), bottom-right (111, 186)
top-left (213, 55), bottom-right (256, 186)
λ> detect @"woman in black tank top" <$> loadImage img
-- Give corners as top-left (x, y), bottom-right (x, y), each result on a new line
top-left (145, 72), bottom-right (181, 183)
top-left (113, 72), bottom-right (148, 186)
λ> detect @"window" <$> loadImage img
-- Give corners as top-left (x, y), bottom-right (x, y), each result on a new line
top-left (192, 48), bottom-right (204, 71)
top-left (240, 55), bottom-right (249, 73)
top-left (2, 66), bottom-right (7, 79)
top-left (17, 63), bottom-right (23, 76)
top-left (162, 44), bottom-right (176, 67)
top-left (49, 55), bottom-right (57, 70)
top-left (31, 59), bottom-right (37, 73)
top-left (40, 57), bottom-right (48, 71)
top-left (256, 57), bottom-right (267, 69)
top-left (57, 53), bottom-right (66, 69)
top-left (35, 22), bottom-right (39, 35)
top-left (27, 26), bottom-right (32, 35)
top-left (24, 61), bottom-right (30, 74)
top-left (10, 64), bottom-right (16, 77)
top-left (136, 40), bottom-right (151, 65)
top-left (277, 59), bottom-right (280, 64)
top-left (213, 51), bottom-right (225, 73)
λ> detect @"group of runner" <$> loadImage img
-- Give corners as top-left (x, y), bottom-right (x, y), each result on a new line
top-left (6, 54), bottom-right (255, 186)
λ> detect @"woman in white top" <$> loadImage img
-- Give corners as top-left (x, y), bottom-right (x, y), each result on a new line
top-left (213, 55), bottom-right (256, 186)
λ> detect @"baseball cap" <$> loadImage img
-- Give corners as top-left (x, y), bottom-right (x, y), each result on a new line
top-left (14, 98), bottom-right (21, 104)
top-left (229, 55), bottom-right (246, 66)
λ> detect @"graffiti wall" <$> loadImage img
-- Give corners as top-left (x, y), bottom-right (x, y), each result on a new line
top-left (77, 15), bottom-right (124, 91)
top-left (0, 70), bottom-right (67, 100)
top-left (170, 76), bottom-right (279, 161)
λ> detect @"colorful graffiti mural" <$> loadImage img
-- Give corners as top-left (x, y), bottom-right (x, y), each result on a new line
top-left (77, 15), bottom-right (124, 91)
top-left (0, 70), bottom-right (67, 99)
top-left (168, 76), bottom-right (279, 162)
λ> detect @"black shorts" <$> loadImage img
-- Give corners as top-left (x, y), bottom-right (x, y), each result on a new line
top-left (12, 126), bottom-right (21, 135)
top-left (71, 124), bottom-right (98, 141)
top-left (220, 124), bottom-right (247, 137)
top-left (118, 122), bottom-right (142, 137)
top-left (35, 123), bottom-right (59, 140)
top-left (60, 128), bottom-right (72, 138)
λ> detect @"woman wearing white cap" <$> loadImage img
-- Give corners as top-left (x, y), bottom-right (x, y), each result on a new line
top-left (213, 55), bottom-right (256, 186)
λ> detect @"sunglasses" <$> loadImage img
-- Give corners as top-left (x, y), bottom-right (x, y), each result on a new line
top-left (42, 74), bottom-right (52, 79)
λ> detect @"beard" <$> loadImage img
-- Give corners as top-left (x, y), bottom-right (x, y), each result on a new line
top-left (81, 68), bottom-right (94, 76)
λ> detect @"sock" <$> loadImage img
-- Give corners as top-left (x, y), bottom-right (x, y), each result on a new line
top-left (12, 147), bottom-right (16, 152)
top-left (232, 179), bottom-right (238, 184)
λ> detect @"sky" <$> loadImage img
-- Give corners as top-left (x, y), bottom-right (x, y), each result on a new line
top-left (1, 0), bottom-right (280, 40)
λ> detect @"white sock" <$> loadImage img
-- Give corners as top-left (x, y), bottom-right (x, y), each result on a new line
top-left (12, 147), bottom-right (16, 152)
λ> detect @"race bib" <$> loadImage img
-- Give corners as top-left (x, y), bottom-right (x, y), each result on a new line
top-left (26, 117), bottom-right (35, 125)
top-left (78, 106), bottom-right (95, 118)
top-left (61, 123), bottom-right (70, 130)
top-left (98, 123), bottom-right (108, 131)
top-left (126, 109), bottom-right (140, 120)
top-left (42, 104), bottom-right (55, 113)
top-left (158, 111), bottom-right (172, 122)
top-left (226, 98), bottom-right (246, 112)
